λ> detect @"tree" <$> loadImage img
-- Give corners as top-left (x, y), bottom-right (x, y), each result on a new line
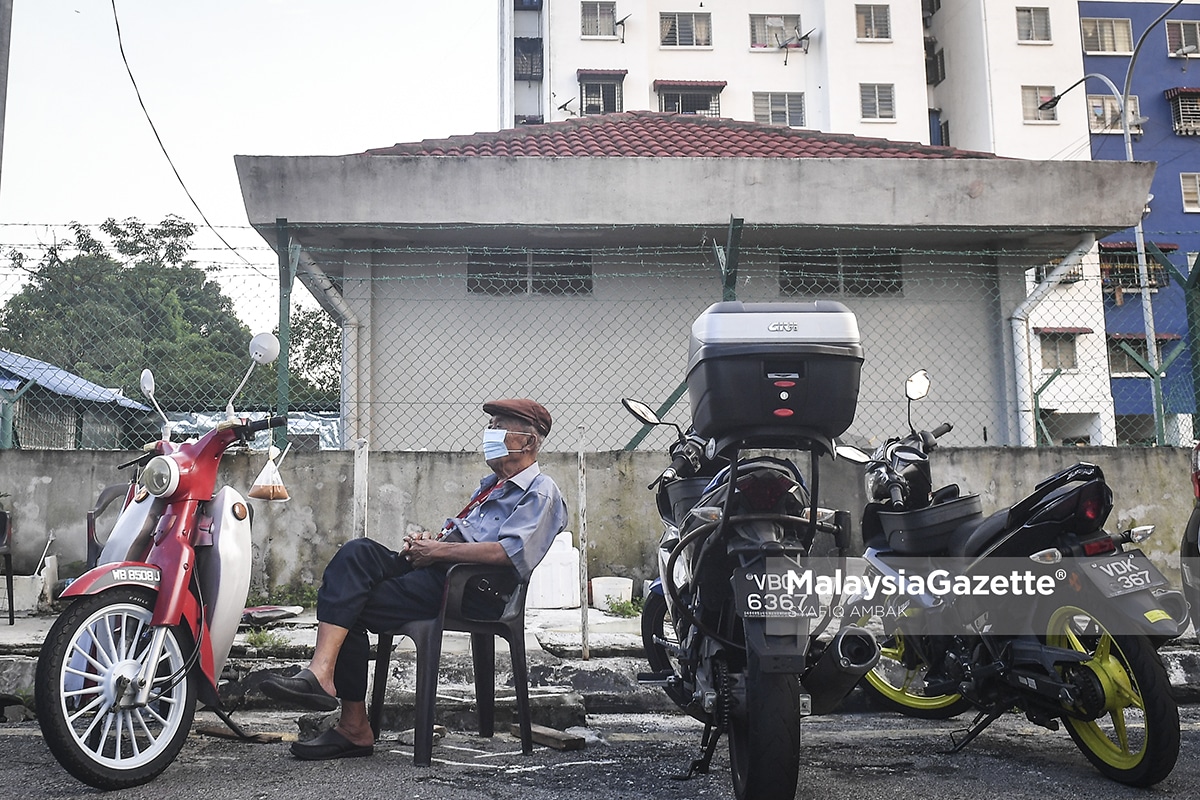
top-left (0, 216), bottom-right (265, 410)
top-left (288, 306), bottom-right (341, 406)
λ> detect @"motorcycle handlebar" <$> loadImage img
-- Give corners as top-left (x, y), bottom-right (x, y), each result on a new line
top-left (246, 415), bottom-right (288, 433)
top-left (930, 422), bottom-right (953, 439)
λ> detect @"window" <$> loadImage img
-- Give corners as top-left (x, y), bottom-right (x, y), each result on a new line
top-left (938, 119), bottom-right (951, 147)
top-left (1108, 336), bottom-right (1169, 376)
top-left (779, 250), bottom-right (903, 297)
top-left (1081, 18), bottom-right (1132, 52)
top-left (860, 83), bottom-right (895, 119)
top-left (580, 79), bottom-right (623, 114)
top-left (1167, 88), bottom-right (1200, 135)
top-left (1087, 94), bottom-right (1141, 134)
top-left (660, 12), bottom-right (712, 47)
top-left (514, 38), bottom-right (543, 81)
top-left (1040, 334), bottom-right (1078, 371)
top-left (1183, 173), bottom-right (1200, 212)
top-left (657, 83), bottom-right (723, 116)
top-left (922, 0), bottom-right (941, 16)
top-left (468, 251), bottom-right (593, 296)
top-left (1022, 85), bottom-right (1057, 121)
top-left (925, 43), bottom-right (945, 85)
top-left (581, 2), bottom-right (616, 36)
top-left (1167, 20), bottom-right (1200, 54)
top-left (750, 14), bottom-right (802, 48)
top-left (753, 92), bottom-right (805, 126)
top-left (856, 5), bottom-right (891, 40)
top-left (1016, 7), bottom-right (1051, 42)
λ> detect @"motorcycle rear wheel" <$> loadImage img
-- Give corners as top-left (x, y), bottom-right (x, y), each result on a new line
top-left (728, 652), bottom-right (801, 800)
top-left (35, 587), bottom-right (197, 790)
top-left (1046, 605), bottom-right (1179, 787)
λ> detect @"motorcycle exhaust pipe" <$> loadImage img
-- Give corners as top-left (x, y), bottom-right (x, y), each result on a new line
top-left (801, 626), bottom-right (881, 715)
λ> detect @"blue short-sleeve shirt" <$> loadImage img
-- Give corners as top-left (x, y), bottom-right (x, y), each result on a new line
top-left (445, 463), bottom-right (568, 582)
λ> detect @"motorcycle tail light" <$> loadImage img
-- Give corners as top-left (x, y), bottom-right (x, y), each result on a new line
top-left (736, 471), bottom-right (794, 512)
top-left (1073, 481), bottom-right (1111, 532)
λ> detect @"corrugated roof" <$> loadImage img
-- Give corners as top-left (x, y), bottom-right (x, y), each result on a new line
top-left (0, 350), bottom-right (150, 411)
top-left (362, 111), bottom-right (998, 160)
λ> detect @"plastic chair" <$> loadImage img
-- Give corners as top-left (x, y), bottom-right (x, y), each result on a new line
top-left (367, 563), bottom-right (533, 766)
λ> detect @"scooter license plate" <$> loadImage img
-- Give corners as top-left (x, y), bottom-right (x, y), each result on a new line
top-left (733, 562), bottom-right (818, 619)
top-left (1081, 549), bottom-right (1168, 598)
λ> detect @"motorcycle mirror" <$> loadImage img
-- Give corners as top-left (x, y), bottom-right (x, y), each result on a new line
top-left (905, 370), bottom-right (931, 401)
top-left (835, 444), bottom-right (871, 464)
top-left (249, 332), bottom-right (281, 366)
top-left (140, 368), bottom-right (172, 441)
top-left (139, 369), bottom-right (156, 400)
top-left (621, 398), bottom-right (661, 426)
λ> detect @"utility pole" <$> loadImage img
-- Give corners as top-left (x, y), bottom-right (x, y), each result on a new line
top-left (0, 0), bottom-right (13, 197)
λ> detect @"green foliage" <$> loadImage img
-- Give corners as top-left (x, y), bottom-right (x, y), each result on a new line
top-left (603, 595), bottom-right (644, 618)
top-left (0, 216), bottom-right (261, 411)
top-left (243, 629), bottom-right (291, 650)
top-left (246, 581), bottom-right (319, 609)
top-left (287, 306), bottom-right (340, 406)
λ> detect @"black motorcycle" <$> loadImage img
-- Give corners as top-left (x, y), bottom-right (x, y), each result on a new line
top-left (626, 299), bottom-right (876, 800)
top-left (839, 370), bottom-right (1187, 787)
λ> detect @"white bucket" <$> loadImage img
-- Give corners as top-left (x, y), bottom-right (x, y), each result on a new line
top-left (590, 576), bottom-right (633, 608)
top-left (527, 531), bottom-right (581, 609)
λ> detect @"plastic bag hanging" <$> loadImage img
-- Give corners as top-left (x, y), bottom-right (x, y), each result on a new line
top-left (249, 445), bottom-right (290, 501)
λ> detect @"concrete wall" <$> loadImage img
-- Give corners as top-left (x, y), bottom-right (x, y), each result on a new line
top-left (0, 446), bottom-right (1193, 595)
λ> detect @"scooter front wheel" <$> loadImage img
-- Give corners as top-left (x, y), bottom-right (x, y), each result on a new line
top-left (35, 587), bottom-right (197, 790)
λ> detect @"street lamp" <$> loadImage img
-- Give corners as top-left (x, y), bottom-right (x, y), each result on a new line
top-left (1037, 1), bottom-right (1187, 445)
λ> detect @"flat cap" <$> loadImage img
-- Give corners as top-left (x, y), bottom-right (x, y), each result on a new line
top-left (483, 399), bottom-right (552, 437)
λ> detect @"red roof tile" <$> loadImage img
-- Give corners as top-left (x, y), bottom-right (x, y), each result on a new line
top-left (361, 111), bottom-right (998, 160)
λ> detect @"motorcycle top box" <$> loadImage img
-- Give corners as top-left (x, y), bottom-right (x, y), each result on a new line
top-left (685, 301), bottom-right (863, 449)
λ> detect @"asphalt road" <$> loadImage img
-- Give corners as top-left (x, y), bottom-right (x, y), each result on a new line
top-left (4, 706), bottom-right (1200, 800)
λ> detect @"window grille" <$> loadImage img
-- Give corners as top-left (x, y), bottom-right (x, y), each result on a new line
top-left (581, 80), bottom-right (623, 114)
top-left (515, 38), bottom-right (543, 81)
top-left (1022, 85), bottom-right (1057, 121)
top-left (925, 44), bottom-right (945, 85)
top-left (1080, 18), bottom-right (1132, 52)
top-left (860, 84), bottom-right (895, 119)
top-left (856, 5), bottom-right (891, 39)
top-left (581, 2), bottom-right (616, 36)
top-left (779, 250), bottom-right (903, 296)
top-left (1169, 93), bottom-right (1200, 135)
top-left (1040, 334), bottom-right (1077, 371)
top-left (660, 12), bottom-right (712, 47)
top-left (749, 14), bottom-right (801, 48)
top-left (753, 92), bottom-right (805, 126)
top-left (1017, 7), bottom-right (1052, 42)
top-left (1087, 94), bottom-right (1141, 134)
top-left (659, 89), bottom-right (721, 117)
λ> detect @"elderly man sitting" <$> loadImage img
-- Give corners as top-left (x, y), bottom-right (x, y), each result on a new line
top-left (262, 399), bottom-right (568, 760)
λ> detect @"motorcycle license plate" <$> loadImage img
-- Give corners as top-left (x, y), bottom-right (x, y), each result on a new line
top-left (1081, 549), bottom-right (1168, 598)
top-left (733, 562), bottom-right (818, 619)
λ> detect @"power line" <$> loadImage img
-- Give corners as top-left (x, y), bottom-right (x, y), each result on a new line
top-left (109, 1), bottom-right (271, 279)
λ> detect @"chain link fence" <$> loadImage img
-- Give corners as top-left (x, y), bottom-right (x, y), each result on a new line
top-left (1, 220), bottom-right (1196, 452)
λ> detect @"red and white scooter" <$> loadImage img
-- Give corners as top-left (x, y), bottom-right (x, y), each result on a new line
top-left (35, 333), bottom-right (287, 789)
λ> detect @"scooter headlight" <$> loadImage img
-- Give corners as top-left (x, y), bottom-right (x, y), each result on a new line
top-left (142, 455), bottom-right (180, 498)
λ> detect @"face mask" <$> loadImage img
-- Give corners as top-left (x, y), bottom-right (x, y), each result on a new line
top-left (482, 428), bottom-right (514, 461)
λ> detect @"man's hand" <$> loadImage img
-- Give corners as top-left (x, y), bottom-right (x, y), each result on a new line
top-left (402, 532), bottom-right (441, 568)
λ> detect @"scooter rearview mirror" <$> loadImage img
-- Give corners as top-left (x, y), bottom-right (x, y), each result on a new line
top-left (622, 398), bottom-right (661, 426)
top-left (249, 332), bottom-right (281, 366)
top-left (140, 369), bottom-right (156, 400)
top-left (905, 370), bottom-right (931, 402)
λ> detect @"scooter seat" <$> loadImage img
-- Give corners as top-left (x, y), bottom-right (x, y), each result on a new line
top-left (946, 507), bottom-right (1010, 558)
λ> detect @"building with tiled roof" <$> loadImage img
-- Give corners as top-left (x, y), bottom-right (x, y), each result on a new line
top-left (237, 112), bottom-right (1151, 451)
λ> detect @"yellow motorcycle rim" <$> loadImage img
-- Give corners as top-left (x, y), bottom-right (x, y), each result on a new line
top-left (864, 636), bottom-right (966, 712)
top-left (1046, 605), bottom-right (1147, 770)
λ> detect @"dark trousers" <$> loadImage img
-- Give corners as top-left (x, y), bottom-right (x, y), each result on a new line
top-left (315, 537), bottom-right (505, 702)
